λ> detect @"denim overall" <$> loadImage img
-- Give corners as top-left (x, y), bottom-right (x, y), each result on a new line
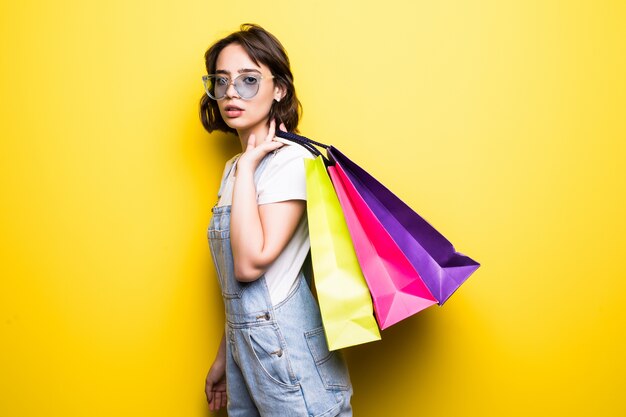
top-left (208, 153), bottom-right (353, 417)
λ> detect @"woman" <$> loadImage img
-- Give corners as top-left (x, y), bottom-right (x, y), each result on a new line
top-left (199, 24), bottom-right (353, 416)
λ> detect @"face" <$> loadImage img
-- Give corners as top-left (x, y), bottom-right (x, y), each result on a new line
top-left (214, 43), bottom-right (283, 135)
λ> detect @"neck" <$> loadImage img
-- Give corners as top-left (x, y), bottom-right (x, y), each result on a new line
top-left (237, 122), bottom-right (270, 152)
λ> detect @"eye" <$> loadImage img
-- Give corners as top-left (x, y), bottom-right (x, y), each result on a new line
top-left (215, 77), bottom-right (229, 85)
top-left (242, 75), bottom-right (259, 85)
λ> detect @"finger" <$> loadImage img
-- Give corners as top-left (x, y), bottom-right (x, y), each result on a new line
top-left (220, 393), bottom-right (227, 409)
top-left (264, 140), bottom-right (284, 151)
top-left (206, 381), bottom-right (213, 400)
top-left (279, 122), bottom-right (286, 132)
top-left (273, 137), bottom-right (292, 146)
top-left (266, 119), bottom-right (276, 142)
top-left (213, 392), bottom-right (221, 411)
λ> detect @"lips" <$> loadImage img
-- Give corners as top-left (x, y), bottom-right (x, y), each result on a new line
top-left (224, 104), bottom-right (244, 118)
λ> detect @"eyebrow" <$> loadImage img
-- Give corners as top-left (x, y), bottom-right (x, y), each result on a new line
top-left (215, 68), bottom-right (262, 75)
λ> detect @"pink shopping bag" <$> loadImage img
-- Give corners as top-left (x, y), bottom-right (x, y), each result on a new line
top-left (328, 164), bottom-right (437, 329)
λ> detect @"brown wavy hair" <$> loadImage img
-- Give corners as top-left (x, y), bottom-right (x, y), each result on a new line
top-left (199, 24), bottom-right (302, 134)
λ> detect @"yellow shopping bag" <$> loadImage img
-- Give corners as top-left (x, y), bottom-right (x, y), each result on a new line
top-left (304, 156), bottom-right (381, 350)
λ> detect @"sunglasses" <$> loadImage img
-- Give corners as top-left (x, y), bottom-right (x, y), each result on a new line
top-left (202, 73), bottom-right (274, 100)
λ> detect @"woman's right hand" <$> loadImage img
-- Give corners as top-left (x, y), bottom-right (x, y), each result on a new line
top-left (205, 333), bottom-right (227, 412)
top-left (236, 119), bottom-right (284, 173)
top-left (205, 357), bottom-right (227, 412)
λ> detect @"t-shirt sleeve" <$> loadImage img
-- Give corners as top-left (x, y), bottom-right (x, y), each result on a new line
top-left (257, 145), bottom-right (313, 205)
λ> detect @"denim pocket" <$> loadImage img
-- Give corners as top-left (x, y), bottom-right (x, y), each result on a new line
top-left (207, 232), bottom-right (247, 299)
top-left (305, 326), bottom-right (351, 391)
top-left (247, 326), bottom-right (300, 390)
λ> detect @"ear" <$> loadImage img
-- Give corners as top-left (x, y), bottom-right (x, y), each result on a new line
top-left (273, 84), bottom-right (286, 102)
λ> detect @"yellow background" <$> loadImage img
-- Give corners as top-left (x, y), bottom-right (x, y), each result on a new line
top-left (1, 0), bottom-right (625, 416)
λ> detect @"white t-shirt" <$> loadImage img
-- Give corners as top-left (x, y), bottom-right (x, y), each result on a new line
top-left (217, 144), bottom-right (314, 305)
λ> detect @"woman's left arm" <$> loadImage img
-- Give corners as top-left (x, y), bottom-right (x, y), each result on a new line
top-left (230, 123), bottom-right (306, 282)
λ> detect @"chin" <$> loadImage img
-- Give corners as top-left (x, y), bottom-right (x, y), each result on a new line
top-left (226, 117), bottom-right (267, 133)
top-left (223, 118), bottom-right (248, 131)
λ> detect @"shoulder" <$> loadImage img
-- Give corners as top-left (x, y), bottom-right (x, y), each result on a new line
top-left (262, 143), bottom-right (315, 178)
top-left (225, 153), bottom-right (242, 169)
top-left (220, 152), bottom-right (241, 177)
top-left (269, 144), bottom-right (313, 170)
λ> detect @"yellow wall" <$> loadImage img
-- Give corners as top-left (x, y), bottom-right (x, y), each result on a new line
top-left (2, 1), bottom-right (625, 416)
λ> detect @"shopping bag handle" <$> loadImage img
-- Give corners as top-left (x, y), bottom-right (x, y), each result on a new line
top-left (275, 129), bottom-right (329, 150)
top-left (275, 129), bottom-right (331, 165)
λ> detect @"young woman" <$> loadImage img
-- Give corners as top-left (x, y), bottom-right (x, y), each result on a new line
top-left (199, 24), bottom-right (353, 416)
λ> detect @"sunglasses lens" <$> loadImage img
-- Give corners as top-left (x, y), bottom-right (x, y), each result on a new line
top-left (234, 75), bottom-right (261, 99)
top-left (208, 76), bottom-right (229, 100)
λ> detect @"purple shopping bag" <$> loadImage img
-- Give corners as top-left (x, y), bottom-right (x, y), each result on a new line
top-left (327, 147), bottom-right (479, 304)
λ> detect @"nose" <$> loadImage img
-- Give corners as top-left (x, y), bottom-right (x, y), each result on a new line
top-left (225, 80), bottom-right (240, 99)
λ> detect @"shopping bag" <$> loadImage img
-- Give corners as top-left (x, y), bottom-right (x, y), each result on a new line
top-left (328, 163), bottom-right (438, 329)
top-left (327, 146), bottom-right (480, 304)
top-left (274, 129), bottom-right (480, 306)
top-left (304, 156), bottom-right (381, 350)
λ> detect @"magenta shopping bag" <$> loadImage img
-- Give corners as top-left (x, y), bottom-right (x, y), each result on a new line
top-left (275, 129), bottom-right (480, 306)
top-left (328, 164), bottom-right (437, 329)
